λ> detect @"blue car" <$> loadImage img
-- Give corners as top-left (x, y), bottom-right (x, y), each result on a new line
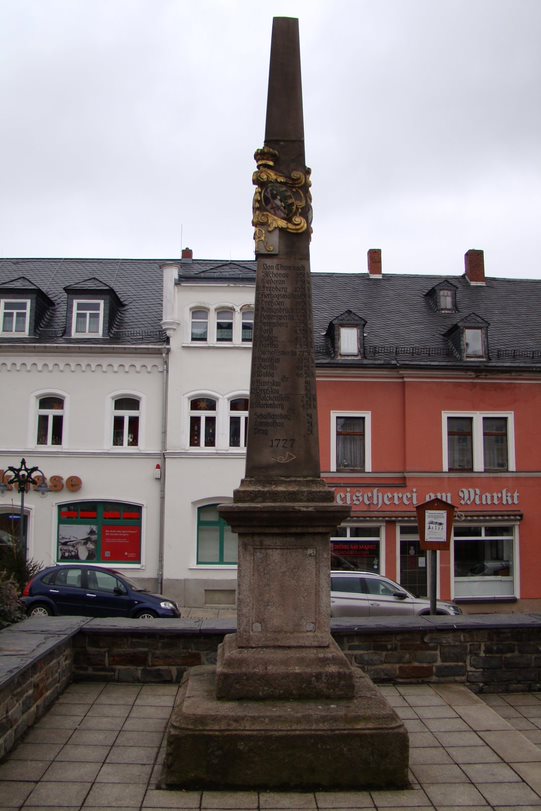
top-left (22, 564), bottom-right (181, 619)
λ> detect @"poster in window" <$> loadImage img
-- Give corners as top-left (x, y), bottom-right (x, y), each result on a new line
top-left (102, 525), bottom-right (141, 563)
top-left (58, 525), bottom-right (97, 561)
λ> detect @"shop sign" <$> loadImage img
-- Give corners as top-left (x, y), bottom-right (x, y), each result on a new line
top-left (333, 486), bottom-right (520, 509)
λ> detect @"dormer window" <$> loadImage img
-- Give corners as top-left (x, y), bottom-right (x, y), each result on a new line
top-left (444, 313), bottom-right (489, 361)
top-left (425, 280), bottom-right (458, 313)
top-left (339, 326), bottom-right (359, 356)
top-left (1, 299), bottom-right (30, 335)
top-left (464, 328), bottom-right (484, 358)
top-left (73, 300), bottom-right (103, 336)
top-left (326, 310), bottom-right (366, 359)
top-left (438, 289), bottom-right (454, 311)
top-left (0, 277), bottom-right (54, 339)
top-left (65, 278), bottom-right (123, 339)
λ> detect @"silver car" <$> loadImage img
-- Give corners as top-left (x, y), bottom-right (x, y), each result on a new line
top-left (331, 571), bottom-right (462, 617)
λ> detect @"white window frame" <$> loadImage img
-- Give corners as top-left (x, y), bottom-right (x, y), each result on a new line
top-left (442, 411), bottom-right (515, 472)
top-left (72, 300), bottom-right (103, 337)
top-left (36, 395), bottom-right (65, 447)
top-left (111, 396), bottom-right (141, 449)
top-left (228, 396), bottom-right (249, 449)
top-left (190, 308), bottom-right (209, 342)
top-left (188, 395), bottom-right (218, 448)
top-left (452, 523), bottom-right (518, 600)
top-left (240, 307), bottom-right (254, 344)
top-left (331, 411), bottom-right (372, 473)
top-left (463, 327), bottom-right (486, 359)
top-left (216, 308), bottom-right (235, 343)
top-left (1, 299), bottom-right (30, 336)
top-left (187, 305), bottom-right (254, 346)
top-left (339, 326), bottom-right (360, 356)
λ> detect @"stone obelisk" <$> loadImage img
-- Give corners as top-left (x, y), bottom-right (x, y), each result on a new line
top-left (161, 18), bottom-right (408, 790)
top-left (216, 17), bottom-right (354, 699)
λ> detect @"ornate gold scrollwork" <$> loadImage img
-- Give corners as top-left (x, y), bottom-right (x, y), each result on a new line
top-left (252, 146), bottom-right (312, 252)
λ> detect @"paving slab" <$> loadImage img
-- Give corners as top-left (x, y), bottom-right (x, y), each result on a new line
top-left (3, 680), bottom-right (541, 809)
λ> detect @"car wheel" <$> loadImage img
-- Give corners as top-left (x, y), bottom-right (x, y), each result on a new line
top-left (134, 609), bottom-right (157, 619)
top-left (28, 603), bottom-right (53, 617)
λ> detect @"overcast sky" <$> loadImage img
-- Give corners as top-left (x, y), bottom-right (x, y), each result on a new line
top-left (1, 0), bottom-right (540, 278)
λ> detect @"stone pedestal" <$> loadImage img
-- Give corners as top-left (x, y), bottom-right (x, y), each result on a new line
top-left (160, 666), bottom-right (409, 791)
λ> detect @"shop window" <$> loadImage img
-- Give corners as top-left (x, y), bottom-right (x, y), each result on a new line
top-left (113, 397), bottom-right (140, 447)
top-left (332, 413), bottom-right (371, 472)
top-left (189, 398), bottom-right (216, 447)
top-left (191, 309), bottom-right (209, 342)
top-left (197, 504), bottom-right (238, 565)
top-left (37, 396), bottom-right (64, 446)
top-left (229, 398), bottom-right (249, 448)
top-left (445, 413), bottom-right (513, 472)
top-left (454, 525), bottom-right (515, 599)
top-left (216, 309), bottom-right (234, 342)
top-left (72, 300), bottom-right (103, 336)
top-left (1, 299), bottom-right (30, 335)
top-left (331, 525), bottom-right (381, 572)
top-left (57, 501), bottom-right (142, 564)
top-left (241, 309), bottom-right (254, 343)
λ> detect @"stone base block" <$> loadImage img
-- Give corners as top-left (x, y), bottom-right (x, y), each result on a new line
top-left (160, 665), bottom-right (409, 791)
top-left (216, 634), bottom-right (355, 699)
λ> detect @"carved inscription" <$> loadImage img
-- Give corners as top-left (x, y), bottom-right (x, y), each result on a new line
top-left (247, 259), bottom-right (320, 477)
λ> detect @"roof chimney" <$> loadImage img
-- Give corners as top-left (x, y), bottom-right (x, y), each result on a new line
top-left (464, 249), bottom-right (485, 285)
top-left (367, 248), bottom-right (382, 278)
top-left (181, 247), bottom-right (193, 262)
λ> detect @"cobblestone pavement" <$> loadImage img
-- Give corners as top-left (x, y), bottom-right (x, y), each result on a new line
top-left (1, 681), bottom-right (541, 810)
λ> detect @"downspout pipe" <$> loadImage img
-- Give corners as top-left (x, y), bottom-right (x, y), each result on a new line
top-left (157, 344), bottom-right (170, 593)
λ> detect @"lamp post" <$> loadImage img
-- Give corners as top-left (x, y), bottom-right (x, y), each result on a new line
top-left (0, 458), bottom-right (48, 559)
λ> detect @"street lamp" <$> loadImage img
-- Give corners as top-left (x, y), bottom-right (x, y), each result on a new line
top-left (0, 458), bottom-right (48, 559)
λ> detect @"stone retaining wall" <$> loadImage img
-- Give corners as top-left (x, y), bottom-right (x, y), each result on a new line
top-left (71, 615), bottom-right (541, 694)
top-left (2, 614), bottom-right (541, 760)
top-left (0, 631), bottom-right (75, 759)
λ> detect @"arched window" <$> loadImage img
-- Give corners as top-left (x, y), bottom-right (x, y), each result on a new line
top-left (241, 309), bottom-right (254, 343)
top-left (197, 504), bottom-right (238, 564)
top-left (216, 309), bottom-right (234, 342)
top-left (191, 309), bottom-right (209, 342)
top-left (113, 397), bottom-right (140, 447)
top-left (189, 398), bottom-right (217, 447)
top-left (229, 397), bottom-right (249, 448)
top-left (37, 396), bottom-right (64, 446)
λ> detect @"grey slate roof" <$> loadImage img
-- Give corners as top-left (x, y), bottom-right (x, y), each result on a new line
top-left (0, 258), bottom-right (167, 345)
top-left (1, 258), bottom-right (540, 369)
top-left (311, 272), bottom-right (541, 370)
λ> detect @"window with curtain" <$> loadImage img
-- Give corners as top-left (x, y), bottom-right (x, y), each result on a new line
top-left (229, 398), bottom-right (249, 448)
top-left (112, 397), bottom-right (140, 447)
top-left (191, 309), bottom-right (209, 342)
top-left (37, 396), bottom-right (64, 446)
top-left (447, 417), bottom-right (473, 471)
top-left (189, 398), bottom-right (217, 447)
top-left (216, 309), bottom-right (234, 342)
top-left (336, 416), bottom-right (365, 471)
